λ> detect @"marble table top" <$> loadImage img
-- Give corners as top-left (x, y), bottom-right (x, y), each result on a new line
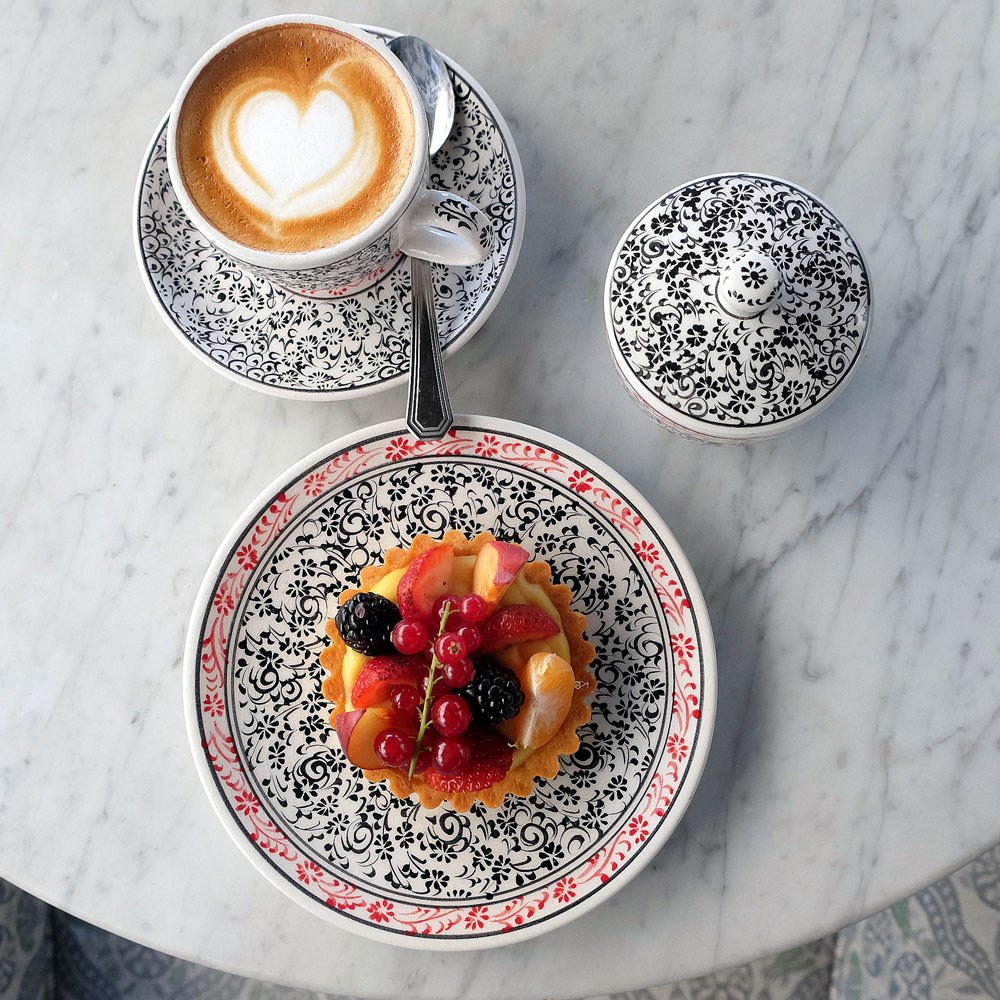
top-left (3, 1), bottom-right (1000, 997)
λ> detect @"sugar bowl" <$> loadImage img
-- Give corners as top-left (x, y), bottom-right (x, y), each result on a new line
top-left (605, 172), bottom-right (872, 442)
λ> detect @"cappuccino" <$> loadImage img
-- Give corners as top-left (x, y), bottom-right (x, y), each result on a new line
top-left (174, 23), bottom-right (417, 254)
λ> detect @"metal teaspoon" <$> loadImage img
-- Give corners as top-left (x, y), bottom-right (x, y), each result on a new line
top-left (387, 34), bottom-right (457, 441)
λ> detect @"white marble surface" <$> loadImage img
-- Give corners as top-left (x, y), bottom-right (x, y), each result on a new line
top-left (2, 0), bottom-right (1000, 997)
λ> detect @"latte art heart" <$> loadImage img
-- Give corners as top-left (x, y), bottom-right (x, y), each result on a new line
top-left (235, 90), bottom-right (355, 202)
top-left (174, 23), bottom-right (417, 253)
top-left (214, 79), bottom-right (379, 223)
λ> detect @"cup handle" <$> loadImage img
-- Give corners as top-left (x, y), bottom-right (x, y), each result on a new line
top-left (397, 188), bottom-right (494, 266)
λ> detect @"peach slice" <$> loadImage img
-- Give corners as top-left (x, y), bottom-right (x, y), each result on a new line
top-left (335, 708), bottom-right (389, 770)
top-left (497, 652), bottom-right (575, 750)
top-left (396, 545), bottom-right (454, 621)
top-left (472, 540), bottom-right (529, 606)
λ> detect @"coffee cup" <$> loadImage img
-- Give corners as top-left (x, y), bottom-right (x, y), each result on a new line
top-left (166, 15), bottom-right (493, 295)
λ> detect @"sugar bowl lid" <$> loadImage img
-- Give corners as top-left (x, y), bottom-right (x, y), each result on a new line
top-left (605, 173), bottom-right (871, 441)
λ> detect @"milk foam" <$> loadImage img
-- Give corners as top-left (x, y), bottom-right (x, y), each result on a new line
top-left (212, 70), bottom-right (381, 223)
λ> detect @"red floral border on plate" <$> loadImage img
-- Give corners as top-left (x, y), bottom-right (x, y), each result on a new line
top-left (195, 426), bottom-right (704, 940)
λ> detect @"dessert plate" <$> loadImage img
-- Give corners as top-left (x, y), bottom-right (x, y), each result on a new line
top-left (134, 32), bottom-right (524, 399)
top-left (184, 418), bottom-right (716, 949)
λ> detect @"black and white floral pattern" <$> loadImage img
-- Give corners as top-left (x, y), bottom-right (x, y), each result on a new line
top-left (606, 174), bottom-right (870, 435)
top-left (233, 461), bottom-right (664, 901)
top-left (189, 421), bottom-right (712, 946)
top-left (241, 232), bottom-right (397, 294)
top-left (135, 37), bottom-right (522, 399)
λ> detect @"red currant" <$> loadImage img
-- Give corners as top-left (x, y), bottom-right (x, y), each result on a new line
top-left (420, 672), bottom-right (450, 698)
top-left (458, 593), bottom-right (489, 623)
top-left (374, 728), bottom-right (416, 769)
top-left (392, 618), bottom-right (428, 655)
top-left (390, 685), bottom-right (421, 717)
top-left (455, 623), bottom-right (482, 653)
top-left (432, 735), bottom-right (472, 776)
top-left (432, 594), bottom-right (461, 624)
top-left (431, 693), bottom-right (472, 737)
top-left (441, 655), bottom-right (474, 688)
top-left (434, 631), bottom-right (467, 665)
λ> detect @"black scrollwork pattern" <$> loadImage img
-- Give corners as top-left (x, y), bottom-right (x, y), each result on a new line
top-left (432, 194), bottom-right (492, 249)
top-left (136, 49), bottom-right (521, 397)
top-left (607, 174), bottom-right (870, 430)
top-left (229, 458), bottom-right (670, 904)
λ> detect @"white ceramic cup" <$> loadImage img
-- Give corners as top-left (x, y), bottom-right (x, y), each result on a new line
top-left (166, 15), bottom-right (493, 295)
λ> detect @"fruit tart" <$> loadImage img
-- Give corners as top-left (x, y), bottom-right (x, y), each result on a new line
top-left (320, 531), bottom-right (597, 811)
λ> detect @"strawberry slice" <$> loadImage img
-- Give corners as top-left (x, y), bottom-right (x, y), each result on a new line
top-left (351, 654), bottom-right (426, 709)
top-left (423, 726), bottom-right (513, 792)
top-left (479, 603), bottom-right (560, 652)
top-left (396, 545), bottom-right (454, 622)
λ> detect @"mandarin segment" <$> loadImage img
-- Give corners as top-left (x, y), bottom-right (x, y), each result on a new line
top-left (496, 651), bottom-right (575, 750)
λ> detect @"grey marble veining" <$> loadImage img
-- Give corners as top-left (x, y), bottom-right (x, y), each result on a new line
top-left (2, 1), bottom-right (1000, 998)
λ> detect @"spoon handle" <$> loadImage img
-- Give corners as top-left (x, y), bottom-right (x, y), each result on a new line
top-left (406, 258), bottom-right (454, 441)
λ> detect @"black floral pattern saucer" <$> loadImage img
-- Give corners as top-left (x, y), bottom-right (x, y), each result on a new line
top-left (134, 33), bottom-right (524, 400)
top-left (184, 417), bottom-right (716, 949)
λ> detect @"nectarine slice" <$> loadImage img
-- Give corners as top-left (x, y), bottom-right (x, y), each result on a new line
top-left (335, 708), bottom-right (390, 770)
top-left (472, 540), bottom-right (529, 606)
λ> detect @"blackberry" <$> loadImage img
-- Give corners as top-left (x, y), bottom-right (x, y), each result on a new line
top-left (335, 593), bottom-right (402, 656)
top-left (460, 658), bottom-right (525, 724)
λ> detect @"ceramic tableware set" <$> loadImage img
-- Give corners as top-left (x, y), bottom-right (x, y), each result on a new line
top-left (134, 14), bottom-right (868, 949)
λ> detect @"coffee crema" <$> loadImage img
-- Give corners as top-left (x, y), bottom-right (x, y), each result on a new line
top-left (174, 23), bottom-right (416, 254)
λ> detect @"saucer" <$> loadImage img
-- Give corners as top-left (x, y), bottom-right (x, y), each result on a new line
top-left (184, 417), bottom-right (716, 949)
top-left (133, 33), bottom-right (524, 400)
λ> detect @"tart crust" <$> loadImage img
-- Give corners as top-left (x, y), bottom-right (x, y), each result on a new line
top-left (320, 531), bottom-right (597, 811)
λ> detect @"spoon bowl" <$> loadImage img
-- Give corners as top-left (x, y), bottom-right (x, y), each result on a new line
top-left (389, 34), bottom-right (455, 156)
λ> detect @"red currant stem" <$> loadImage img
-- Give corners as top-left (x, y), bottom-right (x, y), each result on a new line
top-left (408, 600), bottom-right (454, 779)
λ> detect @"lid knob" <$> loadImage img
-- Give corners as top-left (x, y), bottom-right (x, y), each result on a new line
top-left (716, 249), bottom-right (781, 318)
